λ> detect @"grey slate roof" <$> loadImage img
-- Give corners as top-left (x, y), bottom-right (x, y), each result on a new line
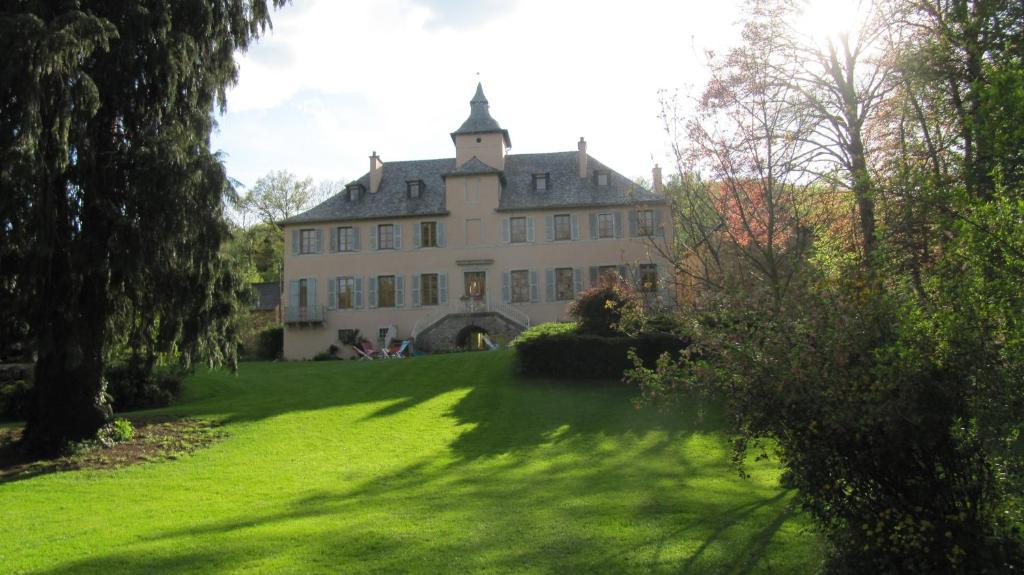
top-left (450, 83), bottom-right (512, 147)
top-left (281, 152), bottom-right (666, 225)
top-left (251, 282), bottom-right (281, 311)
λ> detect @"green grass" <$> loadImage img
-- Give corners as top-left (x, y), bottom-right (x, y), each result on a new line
top-left (0, 351), bottom-right (821, 574)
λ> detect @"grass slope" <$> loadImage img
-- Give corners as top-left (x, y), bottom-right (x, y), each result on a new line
top-left (0, 352), bottom-right (820, 574)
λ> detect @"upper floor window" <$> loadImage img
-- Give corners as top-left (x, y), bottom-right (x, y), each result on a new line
top-left (407, 180), bottom-right (423, 199)
top-left (595, 171), bottom-right (610, 186)
top-left (421, 222), bottom-right (438, 248)
top-left (511, 270), bottom-right (530, 303)
top-left (300, 229), bottom-right (318, 254)
top-left (378, 224), bottom-right (395, 250)
top-left (533, 173), bottom-right (549, 192)
top-left (377, 275), bottom-right (396, 308)
top-left (337, 226), bottom-right (357, 252)
top-left (597, 213), bottom-right (615, 239)
top-left (554, 214), bottom-right (571, 241)
top-left (510, 216), bottom-right (528, 243)
top-left (637, 209), bottom-right (655, 236)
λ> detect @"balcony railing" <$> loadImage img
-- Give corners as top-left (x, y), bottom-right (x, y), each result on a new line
top-left (284, 305), bottom-right (326, 325)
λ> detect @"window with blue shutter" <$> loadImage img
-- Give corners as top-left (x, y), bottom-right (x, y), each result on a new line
top-left (439, 273), bottom-right (448, 305)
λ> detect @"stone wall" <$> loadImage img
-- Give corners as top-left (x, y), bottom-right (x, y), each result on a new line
top-left (414, 312), bottom-right (525, 352)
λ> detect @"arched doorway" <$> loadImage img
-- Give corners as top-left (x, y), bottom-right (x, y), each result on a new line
top-left (455, 325), bottom-right (489, 351)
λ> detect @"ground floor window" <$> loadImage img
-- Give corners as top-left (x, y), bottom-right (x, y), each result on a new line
top-left (639, 264), bottom-right (658, 293)
top-left (555, 268), bottom-right (574, 300)
top-left (511, 270), bottom-right (530, 303)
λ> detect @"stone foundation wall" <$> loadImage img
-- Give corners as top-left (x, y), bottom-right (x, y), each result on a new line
top-left (414, 312), bottom-right (525, 352)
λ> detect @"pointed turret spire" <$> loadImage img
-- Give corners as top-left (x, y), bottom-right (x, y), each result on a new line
top-left (451, 82), bottom-right (511, 148)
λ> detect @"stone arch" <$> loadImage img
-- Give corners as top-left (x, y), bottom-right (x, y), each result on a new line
top-left (455, 324), bottom-right (489, 351)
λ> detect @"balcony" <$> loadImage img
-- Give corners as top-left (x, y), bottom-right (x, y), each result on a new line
top-left (284, 305), bottom-right (326, 326)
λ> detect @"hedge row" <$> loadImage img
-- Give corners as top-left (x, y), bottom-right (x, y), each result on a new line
top-left (515, 332), bottom-right (688, 380)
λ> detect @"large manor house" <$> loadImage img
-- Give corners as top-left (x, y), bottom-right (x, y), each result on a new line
top-left (281, 84), bottom-right (674, 358)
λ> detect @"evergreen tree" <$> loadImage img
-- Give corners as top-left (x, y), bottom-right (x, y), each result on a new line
top-left (0, 1), bottom-right (287, 455)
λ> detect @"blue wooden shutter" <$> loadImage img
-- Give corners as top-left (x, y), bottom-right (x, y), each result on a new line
top-left (613, 212), bottom-right (624, 238)
top-left (395, 275), bottom-right (404, 307)
top-left (352, 226), bottom-right (361, 250)
top-left (571, 215), bottom-right (580, 240)
top-left (545, 215), bottom-right (554, 241)
top-left (589, 266), bottom-right (598, 287)
top-left (370, 224), bottom-right (378, 250)
top-left (529, 271), bottom-right (539, 303)
top-left (327, 277), bottom-right (337, 310)
top-left (655, 209), bottom-right (664, 236)
top-left (330, 227), bottom-right (339, 252)
top-left (314, 230), bottom-right (323, 253)
top-left (291, 230), bottom-right (300, 255)
top-left (629, 209), bottom-right (638, 237)
top-left (437, 222), bottom-right (446, 247)
top-left (501, 218), bottom-right (510, 243)
top-left (393, 224), bottom-right (402, 249)
top-left (589, 213), bottom-right (598, 239)
top-left (308, 278), bottom-right (318, 310)
top-left (439, 273), bottom-right (448, 304)
top-left (413, 222), bottom-right (422, 248)
top-left (289, 279), bottom-right (300, 315)
top-left (574, 268), bottom-right (583, 295)
top-left (502, 272), bottom-right (511, 303)
top-left (412, 274), bottom-right (421, 307)
top-left (545, 269), bottom-right (555, 302)
top-left (526, 217), bottom-right (535, 242)
top-left (354, 277), bottom-right (363, 308)
top-left (368, 276), bottom-right (378, 308)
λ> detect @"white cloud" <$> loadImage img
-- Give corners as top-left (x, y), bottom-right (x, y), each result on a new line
top-left (213, 0), bottom-right (745, 189)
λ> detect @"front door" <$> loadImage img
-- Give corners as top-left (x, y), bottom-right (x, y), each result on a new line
top-left (464, 271), bottom-right (486, 301)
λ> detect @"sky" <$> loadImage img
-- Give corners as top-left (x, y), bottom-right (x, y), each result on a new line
top-left (210, 0), bottom-right (753, 192)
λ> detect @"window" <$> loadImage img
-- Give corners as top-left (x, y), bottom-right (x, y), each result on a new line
top-left (338, 226), bottom-right (356, 252)
top-left (335, 277), bottom-right (355, 309)
top-left (639, 264), bottom-right (658, 293)
top-left (465, 271), bottom-right (486, 299)
top-left (555, 268), bottom-right (574, 301)
top-left (421, 273), bottom-right (439, 306)
top-left (510, 216), bottom-right (527, 243)
top-left (421, 222), bottom-right (438, 247)
top-left (637, 209), bottom-right (655, 236)
top-left (597, 213), bottom-right (615, 239)
top-left (511, 270), bottom-right (530, 303)
top-left (533, 173), bottom-right (548, 191)
top-left (377, 275), bottom-right (396, 307)
top-left (598, 265), bottom-right (619, 285)
top-left (407, 180), bottom-right (422, 198)
top-left (377, 327), bottom-right (390, 349)
top-left (378, 224), bottom-right (394, 250)
top-left (554, 214), bottom-right (571, 241)
top-left (596, 171), bottom-right (609, 186)
top-left (347, 185), bottom-right (361, 202)
top-left (298, 278), bottom-right (309, 307)
top-left (300, 229), bottom-right (317, 254)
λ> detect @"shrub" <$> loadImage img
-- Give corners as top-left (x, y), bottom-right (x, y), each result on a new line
top-left (104, 363), bottom-right (185, 411)
top-left (568, 281), bottom-right (640, 336)
top-left (515, 332), bottom-right (688, 380)
top-left (0, 378), bottom-right (33, 421)
top-left (511, 322), bottom-right (578, 346)
top-left (256, 326), bottom-right (283, 360)
top-left (312, 344), bottom-right (340, 361)
top-left (97, 418), bottom-right (134, 446)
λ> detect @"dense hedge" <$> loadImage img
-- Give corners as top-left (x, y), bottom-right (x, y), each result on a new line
top-left (256, 327), bottom-right (283, 360)
top-left (515, 331), bottom-right (688, 380)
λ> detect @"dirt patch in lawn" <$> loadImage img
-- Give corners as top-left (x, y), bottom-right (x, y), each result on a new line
top-left (0, 416), bottom-right (226, 482)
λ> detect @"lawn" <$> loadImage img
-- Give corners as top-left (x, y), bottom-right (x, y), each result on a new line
top-left (0, 351), bottom-right (821, 574)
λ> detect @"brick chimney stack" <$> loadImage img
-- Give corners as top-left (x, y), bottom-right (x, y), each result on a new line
top-left (652, 164), bottom-right (663, 194)
top-left (577, 137), bottom-right (588, 178)
top-left (369, 151), bottom-right (383, 194)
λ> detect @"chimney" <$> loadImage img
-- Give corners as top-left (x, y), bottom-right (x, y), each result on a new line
top-left (652, 164), bottom-right (664, 194)
top-left (369, 151), bottom-right (383, 194)
top-left (577, 137), bottom-right (588, 178)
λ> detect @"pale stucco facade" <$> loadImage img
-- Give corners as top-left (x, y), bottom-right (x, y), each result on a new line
top-left (281, 84), bottom-right (673, 359)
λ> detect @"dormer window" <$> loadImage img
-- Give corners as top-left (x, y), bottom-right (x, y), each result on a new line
top-left (532, 173), bottom-right (549, 192)
top-left (595, 171), bottom-right (610, 187)
top-left (407, 180), bottom-right (423, 199)
top-left (346, 185), bottom-right (362, 202)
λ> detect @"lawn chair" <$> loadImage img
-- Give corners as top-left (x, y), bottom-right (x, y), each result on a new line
top-left (353, 344), bottom-right (375, 360)
top-left (482, 334), bottom-right (499, 351)
top-left (392, 340), bottom-right (411, 358)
